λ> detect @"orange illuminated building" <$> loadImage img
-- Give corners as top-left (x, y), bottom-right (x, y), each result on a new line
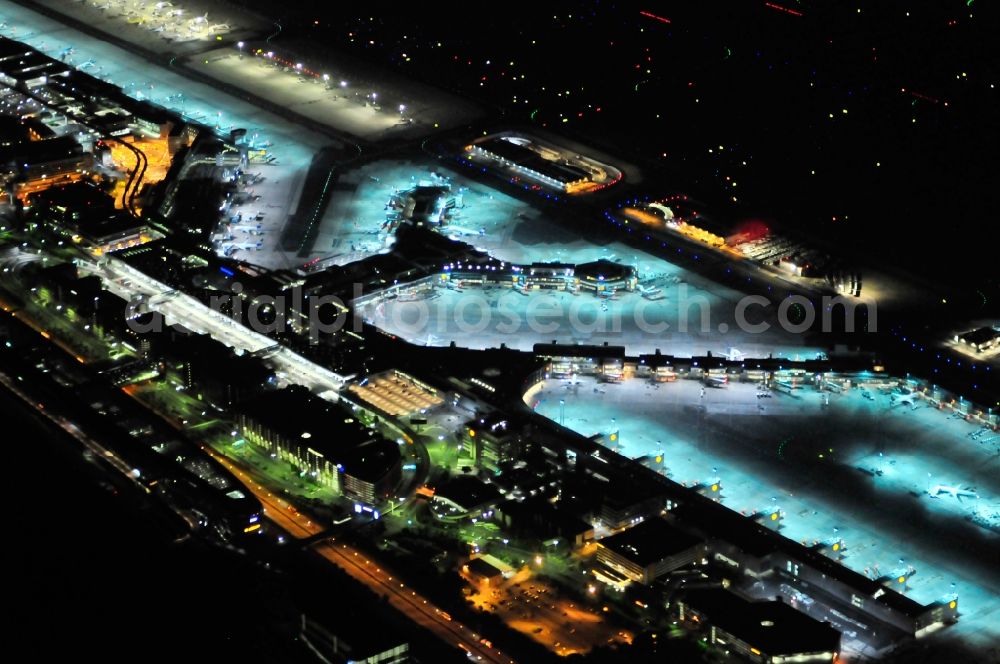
top-left (1, 133), bottom-right (95, 205)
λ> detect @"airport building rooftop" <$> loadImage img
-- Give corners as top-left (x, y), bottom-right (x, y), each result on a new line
top-left (677, 588), bottom-right (842, 661)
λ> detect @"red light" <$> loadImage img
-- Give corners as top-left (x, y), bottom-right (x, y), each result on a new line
top-left (639, 10), bottom-right (672, 24)
top-left (764, 2), bottom-right (804, 17)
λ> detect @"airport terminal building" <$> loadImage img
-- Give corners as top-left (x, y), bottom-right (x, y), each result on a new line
top-left (595, 516), bottom-right (706, 585)
top-left (236, 386), bottom-right (402, 505)
top-left (470, 136), bottom-right (590, 192)
top-left (675, 589), bottom-right (842, 664)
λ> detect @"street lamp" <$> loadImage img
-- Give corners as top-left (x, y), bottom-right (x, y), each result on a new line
top-left (340, 80), bottom-right (347, 88)
top-left (399, 103), bottom-right (406, 114)
top-left (237, 41), bottom-right (244, 58)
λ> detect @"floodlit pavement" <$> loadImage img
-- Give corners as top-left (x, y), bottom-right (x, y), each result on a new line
top-left (332, 160), bottom-right (821, 357)
top-left (0, 6), bottom-right (356, 387)
top-left (529, 376), bottom-right (1000, 649)
top-left (28, 0), bottom-right (259, 53)
top-left (0, 3), bottom-right (323, 154)
top-left (367, 283), bottom-right (823, 359)
top-left (305, 158), bottom-right (645, 269)
top-left (7, 2), bottom-right (993, 653)
top-left (189, 50), bottom-right (427, 141)
top-left (0, 0), bottom-right (331, 270)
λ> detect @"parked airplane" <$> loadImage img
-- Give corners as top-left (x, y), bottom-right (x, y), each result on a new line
top-left (928, 484), bottom-right (978, 500)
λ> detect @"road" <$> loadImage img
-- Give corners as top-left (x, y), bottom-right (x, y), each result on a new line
top-left (206, 449), bottom-right (514, 664)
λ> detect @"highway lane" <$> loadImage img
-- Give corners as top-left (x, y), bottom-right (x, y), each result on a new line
top-left (313, 540), bottom-right (513, 664)
top-left (207, 449), bottom-right (513, 664)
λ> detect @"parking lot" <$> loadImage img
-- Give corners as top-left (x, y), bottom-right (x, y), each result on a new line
top-left (464, 565), bottom-right (631, 656)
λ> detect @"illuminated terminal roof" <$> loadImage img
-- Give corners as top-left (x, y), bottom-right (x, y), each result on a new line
top-left (598, 517), bottom-right (702, 567)
top-left (0, 115), bottom-right (54, 144)
top-left (434, 475), bottom-right (502, 513)
top-left (392, 185), bottom-right (452, 225)
top-left (337, 438), bottom-right (402, 485)
top-left (476, 136), bottom-right (537, 164)
top-left (679, 589), bottom-right (842, 658)
top-left (0, 134), bottom-right (83, 168)
top-left (668, 500), bottom-right (932, 620)
top-left (574, 259), bottom-right (637, 284)
top-left (347, 370), bottom-right (443, 418)
top-left (474, 137), bottom-right (589, 185)
top-left (956, 327), bottom-right (999, 350)
top-left (0, 37), bottom-right (70, 87)
top-left (28, 182), bottom-right (150, 248)
top-left (534, 342), bottom-right (626, 360)
top-left (465, 557), bottom-right (505, 582)
top-left (237, 385), bottom-right (379, 450)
